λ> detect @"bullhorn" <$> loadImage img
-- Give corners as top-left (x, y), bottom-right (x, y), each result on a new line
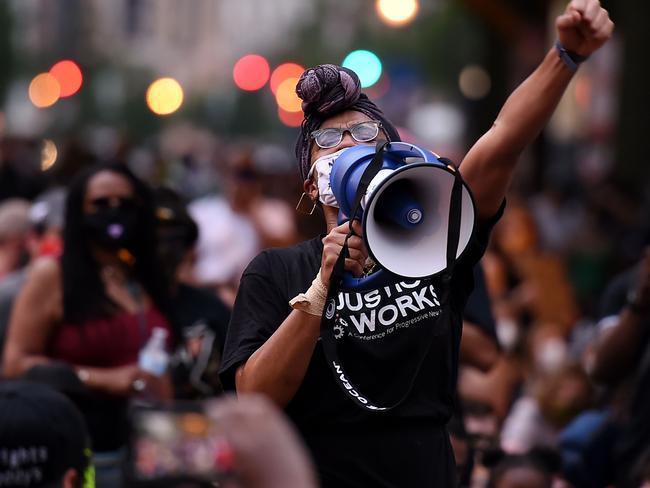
top-left (330, 142), bottom-right (476, 288)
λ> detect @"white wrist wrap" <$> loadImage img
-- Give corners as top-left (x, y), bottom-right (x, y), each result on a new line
top-left (289, 270), bottom-right (329, 316)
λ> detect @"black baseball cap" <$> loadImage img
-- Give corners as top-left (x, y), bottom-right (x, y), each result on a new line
top-left (0, 380), bottom-right (93, 487)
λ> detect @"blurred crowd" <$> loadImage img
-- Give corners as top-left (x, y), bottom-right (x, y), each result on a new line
top-left (1, 127), bottom-right (649, 488)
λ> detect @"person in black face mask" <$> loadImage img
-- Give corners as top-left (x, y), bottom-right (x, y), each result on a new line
top-left (83, 195), bottom-right (139, 252)
top-left (2, 161), bottom-right (177, 488)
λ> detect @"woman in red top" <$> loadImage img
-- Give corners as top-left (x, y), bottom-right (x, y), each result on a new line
top-left (2, 162), bottom-right (175, 483)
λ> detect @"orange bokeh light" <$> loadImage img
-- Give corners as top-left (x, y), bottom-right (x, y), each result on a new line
top-left (233, 54), bottom-right (270, 91)
top-left (29, 73), bottom-right (61, 108)
top-left (278, 107), bottom-right (304, 127)
top-left (275, 77), bottom-right (302, 113)
top-left (49, 60), bottom-right (83, 97)
top-left (270, 63), bottom-right (304, 95)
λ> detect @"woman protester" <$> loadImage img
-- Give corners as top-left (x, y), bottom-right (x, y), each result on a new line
top-left (220, 2), bottom-right (613, 486)
top-left (2, 162), bottom-right (175, 486)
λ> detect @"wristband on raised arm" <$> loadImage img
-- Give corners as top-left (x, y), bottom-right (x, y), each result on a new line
top-left (555, 40), bottom-right (589, 72)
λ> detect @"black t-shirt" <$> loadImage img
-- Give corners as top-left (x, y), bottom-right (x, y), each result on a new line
top-left (169, 284), bottom-right (230, 399)
top-left (220, 209), bottom-right (501, 488)
top-left (598, 266), bottom-right (650, 485)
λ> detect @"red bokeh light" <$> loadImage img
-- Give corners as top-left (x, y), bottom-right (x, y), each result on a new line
top-left (233, 54), bottom-right (270, 91)
top-left (49, 60), bottom-right (83, 97)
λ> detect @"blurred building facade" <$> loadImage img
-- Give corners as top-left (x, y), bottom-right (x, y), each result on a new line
top-left (11, 0), bottom-right (314, 92)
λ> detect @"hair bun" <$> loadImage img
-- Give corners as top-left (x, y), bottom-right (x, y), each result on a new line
top-left (295, 64), bottom-right (361, 117)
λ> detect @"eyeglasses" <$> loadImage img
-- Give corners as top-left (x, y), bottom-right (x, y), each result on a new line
top-left (310, 121), bottom-right (382, 149)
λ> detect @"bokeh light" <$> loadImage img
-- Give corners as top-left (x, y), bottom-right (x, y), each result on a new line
top-left (233, 54), bottom-right (270, 91)
top-left (49, 60), bottom-right (83, 97)
top-left (41, 139), bottom-right (58, 171)
top-left (146, 78), bottom-right (184, 115)
top-left (407, 102), bottom-right (465, 150)
top-left (275, 77), bottom-right (302, 112)
top-left (278, 107), bottom-right (303, 127)
top-left (342, 50), bottom-right (382, 88)
top-left (270, 63), bottom-right (304, 95)
top-left (458, 65), bottom-right (491, 100)
top-left (179, 413), bottom-right (210, 435)
top-left (376, 0), bottom-right (419, 27)
top-left (28, 73), bottom-right (61, 108)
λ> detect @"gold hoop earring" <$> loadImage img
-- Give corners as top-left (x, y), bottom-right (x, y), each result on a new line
top-left (296, 192), bottom-right (316, 215)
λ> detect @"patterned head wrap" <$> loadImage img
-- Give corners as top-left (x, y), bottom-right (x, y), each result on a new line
top-left (294, 64), bottom-right (400, 181)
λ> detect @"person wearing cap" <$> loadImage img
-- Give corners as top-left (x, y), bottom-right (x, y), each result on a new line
top-left (0, 380), bottom-right (94, 488)
top-left (220, 2), bottom-right (613, 486)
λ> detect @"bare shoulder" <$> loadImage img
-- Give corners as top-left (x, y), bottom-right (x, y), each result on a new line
top-left (24, 257), bottom-right (63, 308)
top-left (3, 257), bottom-right (64, 369)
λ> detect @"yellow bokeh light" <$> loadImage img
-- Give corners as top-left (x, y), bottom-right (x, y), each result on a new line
top-left (275, 77), bottom-right (302, 112)
top-left (29, 73), bottom-right (61, 108)
top-left (41, 139), bottom-right (58, 171)
top-left (146, 77), bottom-right (184, 115)
top-left (376, 0), bottom-right (419, 26)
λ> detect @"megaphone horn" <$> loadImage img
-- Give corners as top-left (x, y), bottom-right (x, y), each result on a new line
top-left (330, 142), bottom-right (476, 288)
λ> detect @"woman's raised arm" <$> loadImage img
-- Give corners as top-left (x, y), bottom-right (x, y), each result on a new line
top-left (460, 0), bottom-right (613, 219)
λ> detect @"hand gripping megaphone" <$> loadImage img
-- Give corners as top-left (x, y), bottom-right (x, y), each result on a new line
top-left (330, 142), bottom-right (476, 289)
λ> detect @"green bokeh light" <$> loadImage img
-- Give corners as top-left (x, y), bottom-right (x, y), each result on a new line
top-left (342, 50), bottom-right (382, 88)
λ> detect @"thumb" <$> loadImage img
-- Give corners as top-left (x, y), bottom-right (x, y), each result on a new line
top-left (556, 10), bottom-right (581, 30)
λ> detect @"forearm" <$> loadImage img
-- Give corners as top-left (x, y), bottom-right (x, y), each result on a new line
top-left (591, 310), bottom-right (648, 384)
top-left (74, 365), bottom-right (133, 396)
top-left (2, 352), bottom-right (51, 378)
top-left (460, 321), bottom-right (500, 372)
top-left (461, 48), bottom-right (575, 218)
top-left (236, 310), bottom-right (321, 408)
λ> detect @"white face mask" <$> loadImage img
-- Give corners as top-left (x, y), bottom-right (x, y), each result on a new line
top-left (307, 148), bottom-right (348, 208)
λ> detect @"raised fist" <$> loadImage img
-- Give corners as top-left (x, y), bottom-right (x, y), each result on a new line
top-left (556, 0), bottom-right (614, 57)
